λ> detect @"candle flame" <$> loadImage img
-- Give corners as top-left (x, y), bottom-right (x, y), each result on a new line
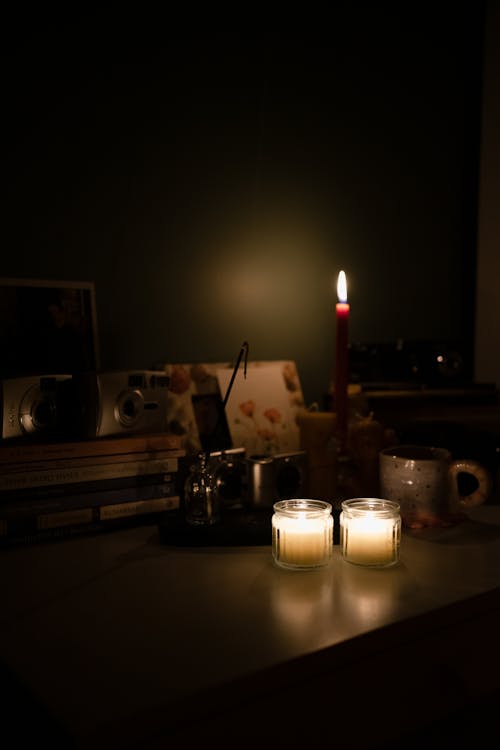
top-left (337, 270), bottom-right (347, 303)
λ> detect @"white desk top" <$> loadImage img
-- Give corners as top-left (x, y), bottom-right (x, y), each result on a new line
top-left (2, 506), bottom-right (500, 748)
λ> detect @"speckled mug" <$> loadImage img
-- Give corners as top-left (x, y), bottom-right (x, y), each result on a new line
top-left (379, 444), bottom-right (492, 528)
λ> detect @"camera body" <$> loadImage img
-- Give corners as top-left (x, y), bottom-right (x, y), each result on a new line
top-left (70, 370), bottom-right (170, 438)
top-left (209, 447), bottom-right (247, 511)
top-left (246, 451), bottom-right (308, 509)
top-left (1, 374), bottom-right (74, 440)
top-left (1, 370), bottom-right (171, 441)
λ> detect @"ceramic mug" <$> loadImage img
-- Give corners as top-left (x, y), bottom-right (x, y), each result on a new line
top-left (379, 444), bottom-right (492, 528)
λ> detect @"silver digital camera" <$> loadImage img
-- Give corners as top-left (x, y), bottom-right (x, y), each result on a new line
top-left (70, 370), bottom-right (170, 438)
top-left (1, 374), bottom-right (73, 440)
top-left (246, 451), bottom-right (308, 509)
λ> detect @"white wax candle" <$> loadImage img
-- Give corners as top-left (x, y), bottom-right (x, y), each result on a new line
top-left (273, 511), bottom-right (333, 568)
top-left (342, 514), bottom-right (397, 565)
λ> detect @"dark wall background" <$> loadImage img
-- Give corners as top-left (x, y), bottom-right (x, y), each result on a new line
top-left (1, 8), bottom-right (484, 405)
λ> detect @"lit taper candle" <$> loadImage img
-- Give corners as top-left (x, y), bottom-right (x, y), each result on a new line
top-left (335, 270), bottom-right (349, 453)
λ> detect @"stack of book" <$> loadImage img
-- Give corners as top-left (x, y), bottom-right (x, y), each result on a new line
top-left (0, 432), bottom-right (186, 546)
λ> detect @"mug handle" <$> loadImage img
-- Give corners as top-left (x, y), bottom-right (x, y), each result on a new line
top-left (449, 459), bottom-right (492, 508)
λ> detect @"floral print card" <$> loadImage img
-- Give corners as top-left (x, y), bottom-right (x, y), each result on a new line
top-left (216, 362), bottom-right (304, 455)
top-left (161, 360), bottom-right (305, 455)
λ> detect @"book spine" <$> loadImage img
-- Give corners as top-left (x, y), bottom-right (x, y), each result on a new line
top-left (0, 496), bottom-right (180, 547)
top-left (0, 480), bottom-right (178, 518)
top-left (97, 496), bottom-right (179, 521)
top-left (0, 457), bottom-right (179, 492)
top-left (0, 432), bottom-right (183, 464)
top-left (0, 471), bottom-right (178, 502)
top-left (37, 496), bottom-right (180, 530)
top-left (0, 448), bottom-right (185, 473)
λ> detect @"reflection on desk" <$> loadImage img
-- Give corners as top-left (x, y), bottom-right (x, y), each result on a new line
top-left (1, 506), bottom-right (500, 748)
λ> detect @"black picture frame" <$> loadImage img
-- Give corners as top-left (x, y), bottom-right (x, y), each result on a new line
top-left (0, 278), bottom-right (100, 379)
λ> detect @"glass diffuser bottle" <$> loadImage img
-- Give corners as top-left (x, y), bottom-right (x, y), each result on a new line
top-left (184, 451), bottom-right (220, 526)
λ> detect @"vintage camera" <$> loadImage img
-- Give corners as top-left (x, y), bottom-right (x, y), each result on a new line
top-left (246, 451), bottom-right (308, 509)
top-left (1, 374), bottom-right (74, 440)
top-left (66, 370), bottom-right (170, 438)
top-left (209, 447), bottom-right (247, 511)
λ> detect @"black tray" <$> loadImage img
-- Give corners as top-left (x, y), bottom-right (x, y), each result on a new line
top-left (158, 509), bottom-right (272, 547)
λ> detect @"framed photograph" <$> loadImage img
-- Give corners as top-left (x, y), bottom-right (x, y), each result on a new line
top-left (216, 362), bottom-right (304, 456)
top-left (160, 360), bottom-right (305, 454)
top-left (0, 278), bottom-right (100, 379)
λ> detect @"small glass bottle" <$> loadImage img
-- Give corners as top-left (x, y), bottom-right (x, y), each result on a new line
top-left (272, 499), bottom-right (333, 570)
top-left (184, 451), bottom-right (220, 526)
top-left (340, 498), bottom-right (401, 567)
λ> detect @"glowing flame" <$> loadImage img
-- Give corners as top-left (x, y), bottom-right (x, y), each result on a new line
top-left (337, 270), bottom-right (347, 303)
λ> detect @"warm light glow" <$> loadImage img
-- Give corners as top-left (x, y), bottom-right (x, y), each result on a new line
top-left (340, 500), bottom-right (401, 567)
top-left (273, 514), bottom-right (330, 566)
top-left (343, 514), bottom-right (396, 565)
top-left (337, 270), bottom-right (347, 303)
top-left (272, 500), bottom-right (333, 569)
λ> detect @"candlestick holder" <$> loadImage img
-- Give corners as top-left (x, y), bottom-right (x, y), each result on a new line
top-left (272, 499), bottom-right (333, 570)
top-left (339, 498), bottom-right (401, 567)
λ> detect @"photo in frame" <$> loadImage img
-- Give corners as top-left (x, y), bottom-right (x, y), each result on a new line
top-left (159, 360), bottom-right (305, 455)
top-left (0, 278), bottom-right (100, 379)
top-left (216, 363), bottom-right (304, 455)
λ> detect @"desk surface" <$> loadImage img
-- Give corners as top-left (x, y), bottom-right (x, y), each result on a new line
top-left (2, 507), bottom-right (500, 748)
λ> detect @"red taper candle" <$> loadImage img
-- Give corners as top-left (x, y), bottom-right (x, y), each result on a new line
top-left (335, 270), bottom-right (349, 453)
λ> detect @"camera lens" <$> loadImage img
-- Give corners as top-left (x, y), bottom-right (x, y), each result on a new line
top-left (115, 389), bottom-right (144, 428)
top-left (19, 385), bottom-right (58, 434)
top-left (122, 399), bottom-right (137, 419)
top-left (31, 398), bottom-right (56, 430)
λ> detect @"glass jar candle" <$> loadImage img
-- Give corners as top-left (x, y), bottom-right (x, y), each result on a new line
top-left (340, 498), bottom-right (401, 567)
top-left (272, 499), bottom-right (333, 570)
